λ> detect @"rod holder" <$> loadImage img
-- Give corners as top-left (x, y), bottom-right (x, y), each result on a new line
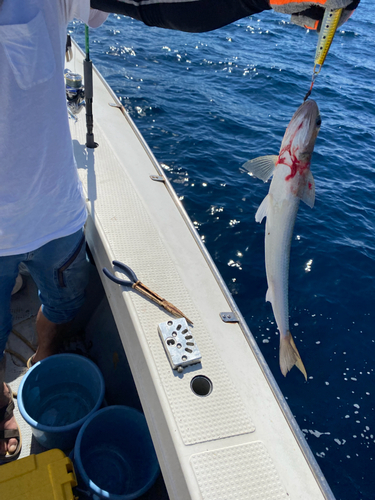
top-left (83, 58), bottom-right (97, 149)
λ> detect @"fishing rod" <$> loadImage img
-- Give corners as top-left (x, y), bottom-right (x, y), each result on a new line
top-left (84, 25), bottom-right (98, 148)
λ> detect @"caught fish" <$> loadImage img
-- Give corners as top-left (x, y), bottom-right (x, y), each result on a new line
top-left (243, 100), bottom-right (321, 380)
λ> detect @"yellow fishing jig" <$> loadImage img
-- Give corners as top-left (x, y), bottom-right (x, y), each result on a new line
top-left (304, 7), bottom-right (343, 101)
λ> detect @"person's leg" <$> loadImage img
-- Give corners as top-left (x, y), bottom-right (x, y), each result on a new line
top-left (0, 357), bottom-right (19, 456)
top-left (31, 308), bottom-right (73, 363)
top-left (27, 228), bottom-right (90, 364)
top-left (0, 255), bottom-right (22, 456)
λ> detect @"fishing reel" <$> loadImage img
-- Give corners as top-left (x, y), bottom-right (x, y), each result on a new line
top-left (64, 69), bottom-right (85, 117)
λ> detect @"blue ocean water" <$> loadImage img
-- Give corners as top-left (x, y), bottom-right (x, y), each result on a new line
top-left (70, 2), bottom-right (374, 498)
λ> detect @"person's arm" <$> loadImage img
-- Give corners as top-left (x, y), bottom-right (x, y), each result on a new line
top-left (90, 0), bottom-right (270, 33)
top-left (90, 0), bottom-right (359, 32)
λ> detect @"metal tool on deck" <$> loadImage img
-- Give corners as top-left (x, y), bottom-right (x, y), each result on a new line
top-left (304, 7), bottom-right (343, 101)
top-left (158, 318), bottom-right (201, 372)
top-left (103, 261), bottom-right (193, 324)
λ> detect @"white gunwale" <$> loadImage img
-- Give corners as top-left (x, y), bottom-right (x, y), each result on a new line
top-left (4, 37), bottom-right (335, 500)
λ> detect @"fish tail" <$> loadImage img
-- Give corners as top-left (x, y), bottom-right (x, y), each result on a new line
top-left (280, 331), bottom-right (307, 380)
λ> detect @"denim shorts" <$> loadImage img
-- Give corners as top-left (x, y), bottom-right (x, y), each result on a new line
top-left (0, 228), bottom-right (90, 354)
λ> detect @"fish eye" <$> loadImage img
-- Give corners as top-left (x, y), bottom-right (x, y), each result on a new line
top-left (316, 115), bottom-right (322, 126)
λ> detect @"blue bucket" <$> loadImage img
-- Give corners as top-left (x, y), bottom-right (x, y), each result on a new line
top-left (18, 354), bottom-right (105, 450)
top-left (73, 406), bottom-right (160, 500)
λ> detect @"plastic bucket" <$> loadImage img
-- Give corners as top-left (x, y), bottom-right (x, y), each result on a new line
top-left (73, 406), bottom-right (160, 500)
top-left (18, 354), bottom-right (105, 450)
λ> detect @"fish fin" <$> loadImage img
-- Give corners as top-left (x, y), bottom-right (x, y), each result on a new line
top-left (255, 194), bottom-right (269, 223)
top-left (280, 331), bottom-right (307, 380)
top-left (242, 155), bottom-right (278, 183)
top-left (265, 287), bottom-right (273, 304)
top-left (300, 171), bottom-right (315, 208)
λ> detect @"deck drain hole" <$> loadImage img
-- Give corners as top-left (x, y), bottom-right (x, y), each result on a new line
top-left (191, 375), bottom-right (213, 397)
top-left (166, 338), bottom-right (175, 346)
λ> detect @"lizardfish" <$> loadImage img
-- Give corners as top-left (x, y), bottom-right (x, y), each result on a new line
top-left (243, 100), bottom-right (321, 380)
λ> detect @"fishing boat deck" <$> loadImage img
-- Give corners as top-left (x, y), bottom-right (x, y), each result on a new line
top-left (65, 41), bottom-right (334, 500)
top-left (2, 39), bottom-right (334, 500)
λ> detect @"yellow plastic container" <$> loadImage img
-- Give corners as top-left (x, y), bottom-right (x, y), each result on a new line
top-left (0, 449), bottom-right (78, 500)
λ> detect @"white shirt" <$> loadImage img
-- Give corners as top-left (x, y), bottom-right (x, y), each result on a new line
top-left (0, 0), bottom-right (107, 256)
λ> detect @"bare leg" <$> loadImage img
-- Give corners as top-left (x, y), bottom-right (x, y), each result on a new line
top-left (32, 307), bottom-right (72, 364)
top-left (0, 357), bottom-right (18, 455)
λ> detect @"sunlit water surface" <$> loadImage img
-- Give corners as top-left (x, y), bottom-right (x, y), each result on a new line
top-left (70, 2), bottom-right (375, 498)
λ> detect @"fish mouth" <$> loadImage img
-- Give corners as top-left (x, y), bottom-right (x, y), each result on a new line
top-left (283, 99), bottom-right (321, 156)
top-left (292, 99), bottom-right (320, 123)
